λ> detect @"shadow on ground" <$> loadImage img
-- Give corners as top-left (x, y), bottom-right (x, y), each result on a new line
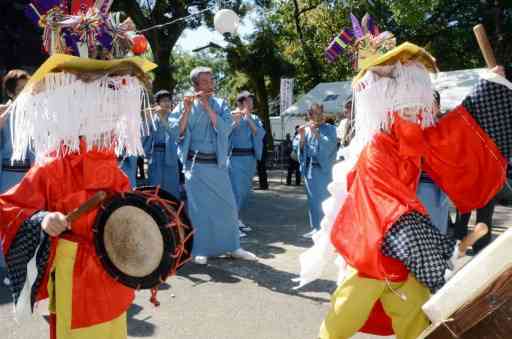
top-left (127, 303), bottom-right (156, 337)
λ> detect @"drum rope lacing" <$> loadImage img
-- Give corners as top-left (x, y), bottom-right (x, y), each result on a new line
top-left (137, 187), bottom-right (194, 307)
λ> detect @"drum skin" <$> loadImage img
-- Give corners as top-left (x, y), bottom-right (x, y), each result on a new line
top-left (94, 187), bottom-right (193, 289)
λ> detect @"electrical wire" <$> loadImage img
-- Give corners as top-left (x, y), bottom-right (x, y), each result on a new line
top-left (136, 6), bottom-right (215, 33)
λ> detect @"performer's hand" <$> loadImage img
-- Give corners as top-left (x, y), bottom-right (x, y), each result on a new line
top-left (491, 65), bottom-right (506, 78)
top-left (183, 95), bottom-right (194, 114)
top-left (298, 125), bottom-right (306, 138)
top-left (232, 110), bottom-right (242, 124)
top-left (41, 212), bottom-right (70, 237)
top-left (0, 105), bottom-right (9, 129)
top-left (198, 93), bottom-right (211, 111)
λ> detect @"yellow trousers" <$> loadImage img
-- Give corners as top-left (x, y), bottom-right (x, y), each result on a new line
top-left (48, 239), bottom-right (127, 339)
top-left (319, 269), bottom-right (430, 339)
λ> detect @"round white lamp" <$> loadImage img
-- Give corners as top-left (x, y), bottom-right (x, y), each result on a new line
top-left (214, 9), bottom-right (240, 35)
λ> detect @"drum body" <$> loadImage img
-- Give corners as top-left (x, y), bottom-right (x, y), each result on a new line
top-left (421, 228), bottom-right (512, 338)
top-left (94, 186), bottom-right (193, 289)
top-left (423, 268), bottom-right (512, 339)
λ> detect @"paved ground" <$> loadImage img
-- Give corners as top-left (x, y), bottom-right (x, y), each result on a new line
top-left (0, 170), bottom-right (511, 339)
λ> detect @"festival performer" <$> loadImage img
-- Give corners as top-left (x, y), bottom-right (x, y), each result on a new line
top-left (0, 1), bottom-right (155, 338)
top-left (297, 13), bottom-right (511, 339)
top-left (0, 69), bottom-right (33, 193)
top-left (144, 90), bottom-right (180, 198)
top-left (171, 67), bottom-right (257, 265)
top-left (294, 103), bottom-right (337, 238)
top-left (118, 152), bottom-right (137, 188)
top-left (229, 91), bottom-right (265, 235)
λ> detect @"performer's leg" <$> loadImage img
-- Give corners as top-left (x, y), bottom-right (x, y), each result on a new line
top-left (380, 275), bottom-right (430, 339)
top-left (319, 270), bottom-right (386, 339)
top-left (304, 176), bottom-right (318, 230)
top-left (453, 211), bottom-right (471, 240)
top-left (473, 197), bottom-right (496, 253)
top-left (295, 163), bottom-right (301, 185)
top-left (49, 239), bottom-right (127, 339)
top-left (286, 161), bottom-right (293, 185)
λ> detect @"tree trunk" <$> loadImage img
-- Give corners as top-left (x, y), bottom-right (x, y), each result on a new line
top-left (250, 73), bottom-right (273, 148)
top-left (291, 0), bottom-right (323, 84)
top-left (492, 0), bottom-right (507, 64)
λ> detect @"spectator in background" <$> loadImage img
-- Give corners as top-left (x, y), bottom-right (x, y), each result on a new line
top-left (336, 96), bottom-right (354, 161)
top-left (257, 133), bottom-right (269, 190)
top-left (229, 91), bottom-right (265, 236)
top-left (0, 69), bottom-right (33, 193)
top-left (286, 127), bottom-right (301, 186)
top-left (295, 103), bottom-right (337, 238)
top-left (143, 90), bottom-right (180, 198)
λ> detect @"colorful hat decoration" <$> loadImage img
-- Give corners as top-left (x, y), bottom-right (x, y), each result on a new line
top-left (9, 0), bottom-right (157, 163)
top-left (325, 13), bottom-right (396, 70)
top-left (25, 0), bottom-right (149, 59)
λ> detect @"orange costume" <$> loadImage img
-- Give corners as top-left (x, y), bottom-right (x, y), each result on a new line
top-left (1, 146), bottom-right (134, 337)
top-left (1, 2), bottom-right (155, 338)
top-left (302, 13), bottom-right (511, 339)
top-left (326, 106), bottom-right (506, 337)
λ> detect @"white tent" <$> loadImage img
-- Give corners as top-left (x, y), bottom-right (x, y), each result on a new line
top-left (281, 68), bottom-right (487, 117)
top-left (431, 68), bottom-right (486, 112)
top-left (275, 68), bottom-right (486, 140)
top-left (281, 81), bottom-right (353, 117)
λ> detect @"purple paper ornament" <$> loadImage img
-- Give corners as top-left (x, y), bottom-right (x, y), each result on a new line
top-left (350, 13), bottom-right (364, 39)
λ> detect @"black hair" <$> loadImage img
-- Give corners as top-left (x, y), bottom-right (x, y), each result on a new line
top-left (154, 90), bottom-right (172, 103)
top-left (433, 90), bottom-right (440, 106)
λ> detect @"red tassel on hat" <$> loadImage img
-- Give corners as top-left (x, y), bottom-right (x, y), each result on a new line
top-left (71, 0), bottom-right (94, 14)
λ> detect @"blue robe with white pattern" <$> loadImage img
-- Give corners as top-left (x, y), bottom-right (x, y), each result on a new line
top-left (295, 123), bottom-right (337, 230)
top-left (228, 114), bottom-right (265, 212)
top-left (171, 97), bottom-right (240, 257)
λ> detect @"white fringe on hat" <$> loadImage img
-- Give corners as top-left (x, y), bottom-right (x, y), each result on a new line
top-left (8, 72), bottom-right (152, 163)
top-left (351, 61), bottom-right (436, 155)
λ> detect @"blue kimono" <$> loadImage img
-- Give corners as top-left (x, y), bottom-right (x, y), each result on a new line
top-left (118, 155), bottom-right (137, 188)
top-left (295, 123), bottom-right (337, 230)
top-left (228, 114), bottom-right (265, 212)
top-left (171, 97), bottom-right (240, 257)
top-left (417, 172), bottom-right (450, 234)
top-left (144, 111), bottom-right (180, 199)
top-left (0, 113), bottom-right (33, 193)
top-left (0, 113), bottom-right (33, 268)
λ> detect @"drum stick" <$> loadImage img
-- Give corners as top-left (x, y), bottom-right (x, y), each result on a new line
top-left (66, 191), bottom-right (107, 224)
top-left (473, 24), bottom-right (497, 68)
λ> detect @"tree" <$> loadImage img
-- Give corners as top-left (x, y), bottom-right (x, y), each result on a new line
top-left (0, 1), bottom-right (45, 77)
top-left (172, 49), bottom-right (234, 98)
top-left (266, 0), bottom-right (512, 98)
top-left (113, 0), bottom-right (245, 92)
top-left (222, 26), bottom-right (295, 145)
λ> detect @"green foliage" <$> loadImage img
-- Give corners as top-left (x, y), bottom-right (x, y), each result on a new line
top-left (382, 0), bottom-right (440, 26)
top-left (171, 49), bottom-right (241, 101)
top-left (265, 0), bottom-right (512, 97)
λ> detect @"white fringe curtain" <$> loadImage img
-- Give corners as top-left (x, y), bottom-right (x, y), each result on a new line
top-left (9, 72), bottom-right (152, 163)
top-left (352, 61), bottom-right (436, 152)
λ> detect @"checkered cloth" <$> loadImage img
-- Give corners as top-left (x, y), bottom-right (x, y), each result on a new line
top-left (5, 212), bottom-right (50, 309)
top-left (463, 78), bottom-right (512, 166)
top-left (381, 212), bottom-right (456, 293)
